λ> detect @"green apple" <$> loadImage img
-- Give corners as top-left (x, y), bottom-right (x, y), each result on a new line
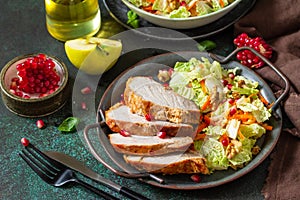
top-left (65, 37), bottom-right (122, 75)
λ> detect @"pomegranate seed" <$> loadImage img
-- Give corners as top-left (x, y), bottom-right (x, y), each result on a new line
top-left (190, 174), bottom-right (201, 183)
top-left (228, 98), bottom-right (235, 104)
top-left (119, 130), bottom-right (131, 137)
top-left (81, 102), bottom-right (87, 110)
top-left (228, 73), bottom-right (235, 79)
top-left (157, 131), bottom-right (167, 139)
top-left (145, 113), bottom-right (152, 121)
top-left (10, 54), bottom-right (61, 98)
top-left (227, 84), bottom-right (233, 90)
top-left (11, 77), bottom-right (19, 82)
top-left (81, 86), bottom-right (92, 94)
top-left (38, 53), bottom-right (47, 61)
top-left (10, 81), bottom-right (18, 90)
top-left (9, 89), bottom-right (16, 95)
top-left (168, 68), bottom-right (174, 76)
top-left (233, 33), bottom-right (273, 68)
top-left (36, 119), bottom-right (45, 129)
top-left (39, 93), bottom-right (48, 98)
top-left (221, 79), bottom-right (228, 86)
top-left (15, 91), bottom-right (23, 97)
top-left (21, 138), bottom-right (30, 147)
top-left (180, 1), bottom-right (187, 6)
top-left (229, 106), bottom-right (237, 115)
top-left (221, 138), bottom-right (229, 146)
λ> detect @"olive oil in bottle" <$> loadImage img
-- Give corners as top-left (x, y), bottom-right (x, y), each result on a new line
top-left (45, 0), bottom-right (101, 41)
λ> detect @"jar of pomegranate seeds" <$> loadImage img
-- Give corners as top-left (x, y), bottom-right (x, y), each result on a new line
top-left (0, 53), bottom-right (70, 117)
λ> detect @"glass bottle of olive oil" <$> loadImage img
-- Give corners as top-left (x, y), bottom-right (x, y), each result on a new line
top-left (45, 0), bottom-right (101, 41)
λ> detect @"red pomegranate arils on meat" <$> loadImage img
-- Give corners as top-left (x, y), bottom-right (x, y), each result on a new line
top-left (119, 130), bottom-right (131, 137)
top-left (157, 131), bottom-right (167, 139)
top-left (145, 113), bottom-right (152, 121)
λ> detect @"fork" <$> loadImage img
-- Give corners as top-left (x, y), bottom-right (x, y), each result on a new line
top-left (19, 143), bottom-right (119, 200)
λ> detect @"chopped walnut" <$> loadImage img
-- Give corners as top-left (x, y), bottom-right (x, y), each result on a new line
top-left (252, 145), bottom-right (261, 155)
top-left (231, 92), bottom-right (241, 99)
top-left (157, 70), bottom-right (171, 82)
top-left (238, 79), bottom-right (246, 87)
top-left (226, 139), bottom-right (242, 159)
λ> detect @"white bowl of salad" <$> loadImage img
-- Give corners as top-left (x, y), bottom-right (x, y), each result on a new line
top-left (122, 0), bottom-right (242, 29)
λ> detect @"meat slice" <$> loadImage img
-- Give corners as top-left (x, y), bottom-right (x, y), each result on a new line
top-left (109, 133), bottom-right (193, 156)
top-left (105, 103), bottom-right (195, 137)
top-left (124, 152), bottom-right (209, 175)
top-left (123, 76), bottom-right (201, 124)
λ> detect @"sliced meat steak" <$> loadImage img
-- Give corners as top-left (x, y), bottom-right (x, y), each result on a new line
top-left (109, 133), bottom-right (193, 156)
top-left (124, 152), bottom-right (209, 175)
top-left (124, 76), bottom-right (201, 124)
top-left (105, 103), bottom-right (195, 137)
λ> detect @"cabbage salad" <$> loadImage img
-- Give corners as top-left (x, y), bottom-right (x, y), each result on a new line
top-left (127, 0), bottom-right (237, 18)
top-left (169, 57), bottom-right (273, 172)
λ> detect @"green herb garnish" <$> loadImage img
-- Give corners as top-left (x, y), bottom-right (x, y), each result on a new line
top-left (127, 10), bottom-right (139, 28)
top-left (197, 40), bottom-right (217, 51)
top-left (58, 117), bottom-right (80, 133)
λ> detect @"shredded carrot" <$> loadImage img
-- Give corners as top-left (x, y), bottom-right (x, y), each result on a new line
top-left (187, 0), bottom-right (198, 10)
top-left (261, 123), bottom-right (273, 131)
top-left (229, 112), bottom-right (256, 124)
top-left (196, 122), bottom-right (208, 133)
top-left (267, 101), bottom-right (274, 109)
top-left (258, 93), bottom-right (269, 106)
top-left (238, 129), bottom-right (245, 140)
top-left (200, 79), bottom-right (207, 94)
top-left (142, 5), bottom-right (153, 11)
top-left (248, 93), bottom-right (256, 100)
top-left (201, 96), bottom-right (211, 111)
top-left (219, 0), bottom-right (225, 7)
top-left (203, 115), bottom-right (210, 125)
top-left (195, 133), bottom-right (207, 140)
top-left (146, 0), bottom-right (155, 3)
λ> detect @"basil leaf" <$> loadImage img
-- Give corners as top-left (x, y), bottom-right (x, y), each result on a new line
top-left (58, 117), bottom-right (79, 133)
top-left (197, 40), bottom-right (217, 51)
top-left (127, 10), bottom-right (139, 28)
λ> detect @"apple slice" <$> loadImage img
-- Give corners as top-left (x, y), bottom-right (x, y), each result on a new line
top-left (65, 37), bottom-right (122, 75)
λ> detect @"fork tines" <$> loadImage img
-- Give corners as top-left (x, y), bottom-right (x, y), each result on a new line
top-left (19, 143), bottom-right (65, 181)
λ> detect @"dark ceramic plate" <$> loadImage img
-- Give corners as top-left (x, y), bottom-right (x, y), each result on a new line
top-left (85, 51), bottom-right (282, 189)
top-left (103, 0), bottom-right (256, 40)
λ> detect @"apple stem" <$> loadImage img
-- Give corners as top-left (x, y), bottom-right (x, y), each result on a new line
top-left (96, 45), bottom-right (109, 56)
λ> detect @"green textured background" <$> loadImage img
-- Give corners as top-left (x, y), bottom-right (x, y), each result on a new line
top-left (0, 1), bottom-right (269, 199)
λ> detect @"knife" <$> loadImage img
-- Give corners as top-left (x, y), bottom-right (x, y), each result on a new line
top-left (45, 151), bottom-right (150, 200)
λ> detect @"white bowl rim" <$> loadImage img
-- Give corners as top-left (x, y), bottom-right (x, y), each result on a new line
top-left (122, 0), bottom-right (242, 21)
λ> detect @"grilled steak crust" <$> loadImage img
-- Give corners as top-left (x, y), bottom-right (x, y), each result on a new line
top-left (105, 103), bottom-right (195, 137)
top-left (124, 152), bottom-right (209, 175)
top-left (109, 133), bottom-right (193, 156)
top-left (123, 76), bottom-right (201, 124)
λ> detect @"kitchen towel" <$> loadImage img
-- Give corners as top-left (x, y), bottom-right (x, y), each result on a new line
top-left (234, 0), bottom-right (300, 199)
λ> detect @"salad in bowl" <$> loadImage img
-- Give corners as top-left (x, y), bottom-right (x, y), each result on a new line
top-left (122, 0), bottom-right (241, 28)
top-left (127, 0), bottom-right (238, 18)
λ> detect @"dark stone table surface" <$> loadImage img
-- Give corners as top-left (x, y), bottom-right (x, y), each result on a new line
top-left (0, 1), bottom-right (269, 199)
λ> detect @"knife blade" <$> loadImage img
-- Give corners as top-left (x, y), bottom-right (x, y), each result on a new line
top-left (45, 151), bottom-right (150, 200)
